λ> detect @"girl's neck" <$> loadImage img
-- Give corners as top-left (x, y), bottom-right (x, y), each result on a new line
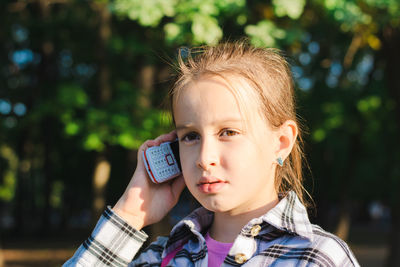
top-left (208, 196), bottom-right (279, 243)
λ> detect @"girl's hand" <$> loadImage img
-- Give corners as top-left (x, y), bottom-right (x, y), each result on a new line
top-left (112, 130), bottom-right (186, 230)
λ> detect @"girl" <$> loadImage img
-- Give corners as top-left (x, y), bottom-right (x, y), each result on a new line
top-left (64, 41), bottom-right (360, 266)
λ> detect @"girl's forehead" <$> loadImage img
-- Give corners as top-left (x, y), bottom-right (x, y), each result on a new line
top-left (175, 75), bottom-right (247, 104)
top-left (173, 75), bottom-right (268, 129)
top-left (175, 77), bottom-right (240, 112)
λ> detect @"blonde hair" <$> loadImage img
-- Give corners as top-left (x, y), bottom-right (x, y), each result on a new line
top-left (169, 40), bottom-right (310, 207)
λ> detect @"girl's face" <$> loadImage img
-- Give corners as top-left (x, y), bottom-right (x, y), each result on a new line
top-left (174, 76), bottom-right (280, 215)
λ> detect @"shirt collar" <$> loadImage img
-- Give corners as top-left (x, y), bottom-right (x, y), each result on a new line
top-left (167, 191), bottom-right (314, 249)
top-left (245, 191), bottom-right (314, 241)
top-left (166, 207), bottom-right (213, 251)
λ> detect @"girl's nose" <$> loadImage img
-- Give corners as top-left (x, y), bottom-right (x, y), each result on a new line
top-left (196, 139), bottom-right (218, 171)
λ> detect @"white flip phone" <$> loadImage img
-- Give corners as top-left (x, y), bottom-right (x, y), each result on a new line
top-left (142, 140), bottom-right (181, 183)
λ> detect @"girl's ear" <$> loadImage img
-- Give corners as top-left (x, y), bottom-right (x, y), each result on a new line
top-left (276, 120), bottom-right (298, 161)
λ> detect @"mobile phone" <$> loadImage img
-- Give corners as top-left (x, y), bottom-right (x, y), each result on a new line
top-left (142, 140), bottom-right (182, 183)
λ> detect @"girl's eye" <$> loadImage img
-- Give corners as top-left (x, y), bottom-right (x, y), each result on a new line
top-left (181, 132), bottom-right (200, 142)
top-left (221, 129), bottom-right (238, 137)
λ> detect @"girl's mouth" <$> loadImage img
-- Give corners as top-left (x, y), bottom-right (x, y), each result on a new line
top-left (197, 177), bottom-right (227, 193)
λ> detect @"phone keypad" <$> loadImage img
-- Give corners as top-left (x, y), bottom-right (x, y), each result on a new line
top-left (145, 142), bottom-right (180, 183)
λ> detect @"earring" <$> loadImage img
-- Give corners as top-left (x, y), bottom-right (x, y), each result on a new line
top-left (277, 157), bottom-right (284, 167)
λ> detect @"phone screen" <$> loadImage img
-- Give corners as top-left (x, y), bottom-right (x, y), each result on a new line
top-left (170, 140), bottom-right (181, 170)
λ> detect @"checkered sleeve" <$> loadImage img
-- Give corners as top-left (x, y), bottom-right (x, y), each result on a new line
top-left (63, 206), bottom-right (148, 267)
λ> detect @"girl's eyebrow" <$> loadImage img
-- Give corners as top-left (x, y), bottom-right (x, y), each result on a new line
top-left (176, 118), bottom-right (243, 131)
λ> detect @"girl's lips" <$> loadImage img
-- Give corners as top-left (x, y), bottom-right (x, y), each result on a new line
top-left (197, 177), bottom-right (227, 193)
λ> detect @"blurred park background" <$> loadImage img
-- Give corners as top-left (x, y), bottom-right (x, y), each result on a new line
top-left (0, 0), bottom-right (399, 266)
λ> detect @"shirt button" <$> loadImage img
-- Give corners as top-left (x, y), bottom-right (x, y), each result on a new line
top-left (235, 253), bottom-right (247, 264)
top-left (250, 224), bottom-right (261, 236)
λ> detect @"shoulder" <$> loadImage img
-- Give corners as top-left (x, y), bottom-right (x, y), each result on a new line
top-left (308, 224), bottom-right (360, 267)
top-left (131, 236), bottom-right (169, 265)
top-left (142, 236), bottom-right (169, 253)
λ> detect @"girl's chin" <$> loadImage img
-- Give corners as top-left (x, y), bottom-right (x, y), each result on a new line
top-left (199, 200), bottom-right (232, 214)
top-left (204, 206), bottom-right (230, 213)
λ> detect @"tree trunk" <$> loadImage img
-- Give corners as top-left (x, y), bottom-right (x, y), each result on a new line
top-left (13, 136), bottom-right (33, 233)
top-left (0, 246), bottom-right (4, 267)
top-left (386, 200), bottom-right (400, 267)
top-left (334, 133), bottom-right (361, 240)
top-left (37, 0), bottom-right (57, 231)
top-left (91, 2), bottom-right (112, 224)
top-left (139, 64), bottom-right (156, 108)
top-left (335, 203), bottom-right (351, 240)
top-left (92, 153), bottom-right (111, 221)
top-left (42, 117), bottom-right (55, 230)
top-left (382, 26), bottom-right (400, 267)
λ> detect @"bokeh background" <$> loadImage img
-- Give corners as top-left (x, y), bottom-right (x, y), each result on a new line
top-left (1, 0), bottom-right (399, 266)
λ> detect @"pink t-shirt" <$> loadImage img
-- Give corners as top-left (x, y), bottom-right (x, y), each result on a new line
top-left (161, 232), bottom-right (233, 267)
top-left (205, 232), bottom-right (233, 267)
top-left (161, 244), bottom-right (183, 267)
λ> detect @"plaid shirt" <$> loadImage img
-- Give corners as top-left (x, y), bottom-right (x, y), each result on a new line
top-left (64, 191), bottom-right (360, 266)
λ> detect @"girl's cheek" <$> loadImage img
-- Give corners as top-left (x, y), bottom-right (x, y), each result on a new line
top-left (180, 149), bottom-right (193, 171)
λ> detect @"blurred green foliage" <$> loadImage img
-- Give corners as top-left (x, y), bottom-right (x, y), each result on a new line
top-left (0, 146), bottom-right (18, 201)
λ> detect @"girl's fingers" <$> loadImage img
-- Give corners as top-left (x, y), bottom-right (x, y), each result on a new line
top-left (154, 130), bottom-right (177, 145)
top-left (140, 140), bottom-right (154, 150)
top-left (141, 131), bottom-right (177, 150)
top-left (137, 140), bottom-right (157, 163)
top-left (138, 130), bottom-right (178, 165)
